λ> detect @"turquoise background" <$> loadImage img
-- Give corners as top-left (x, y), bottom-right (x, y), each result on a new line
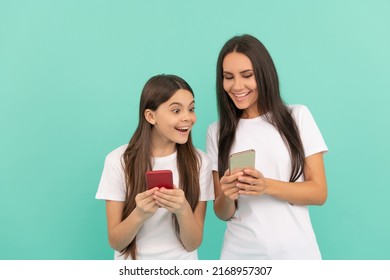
top-left (1, 0), bottom-right (389, 260)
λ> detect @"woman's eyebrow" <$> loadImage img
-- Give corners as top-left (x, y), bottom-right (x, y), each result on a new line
top-left (223, 69), bottom-right (253, 74)
top-left (240, 69), bottom-right (253, 74)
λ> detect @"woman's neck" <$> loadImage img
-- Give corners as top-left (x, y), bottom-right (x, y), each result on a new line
top-left (241, 109), bottom-right (261, 119)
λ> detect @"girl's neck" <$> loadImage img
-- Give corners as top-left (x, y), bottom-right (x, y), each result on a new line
top-left (151, 141), bottom-right (176, 157)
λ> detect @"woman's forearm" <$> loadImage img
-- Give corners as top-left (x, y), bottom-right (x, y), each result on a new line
top-left (266, 178), bottom-right (327, 205)
top-left (213, 194), bottom-right (236, 220)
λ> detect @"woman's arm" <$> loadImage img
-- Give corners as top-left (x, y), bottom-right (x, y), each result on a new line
top-left (154, 188), bottom-right (206, 251)
top-left (267, 152), bottom-right (327, 205)
top-left (237, 152), bottom-right (327, 205)
top-left (213, 170), bottom-right (243, 220)
top-left (106, 188), bottom-right (159, 251)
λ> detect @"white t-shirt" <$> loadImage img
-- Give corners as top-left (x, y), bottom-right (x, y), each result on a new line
top-left (206, 105), bottom-right (328, 260)
top-left (96, 145), bottom-right (214, 260)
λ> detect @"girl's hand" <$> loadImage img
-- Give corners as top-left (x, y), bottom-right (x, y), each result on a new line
top-left (153, 187), bottom-right (191, 216)
top-left (236, 168), bottom-right (268, 196)
top-left (220, 169), bottom-right (243, 201)
top-left (134, 187), bottom-right (159, 219)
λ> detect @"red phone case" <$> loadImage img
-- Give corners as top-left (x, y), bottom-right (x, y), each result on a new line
top-left (145, 170), bottom-right (173, 189)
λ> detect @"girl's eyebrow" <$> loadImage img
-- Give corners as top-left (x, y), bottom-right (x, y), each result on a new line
top-left (169, 100), bottom-right (195, 107)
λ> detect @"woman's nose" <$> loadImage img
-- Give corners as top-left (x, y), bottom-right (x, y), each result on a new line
top-left (232, 77), bottom-right (245, 91)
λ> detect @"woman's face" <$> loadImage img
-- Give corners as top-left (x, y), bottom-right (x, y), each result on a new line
top-left (222, 52), bottom-right (260, 118)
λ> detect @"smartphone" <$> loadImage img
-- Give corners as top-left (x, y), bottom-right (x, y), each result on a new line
top-left (145, 170), bottom-right (174, 189)
top-left (229, 149), bottom-right (256, 174)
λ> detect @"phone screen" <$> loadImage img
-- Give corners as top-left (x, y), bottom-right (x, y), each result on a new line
top-left (145, 170), bottom-right (174, 189)
top-left (229, 149), bottom-right (255, 174)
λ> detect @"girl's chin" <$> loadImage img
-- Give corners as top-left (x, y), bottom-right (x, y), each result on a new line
top-left (174, 135), bottom-right (190, 144)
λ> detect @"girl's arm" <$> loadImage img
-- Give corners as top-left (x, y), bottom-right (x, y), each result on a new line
top-left (238, 152), bottom-right (327, 205)
top-left (154, 188), bottom-right (206, 251)
top-left (106, 188), bottom-right (158, 251)
top-left (177, 200), bottom-right (206, 251)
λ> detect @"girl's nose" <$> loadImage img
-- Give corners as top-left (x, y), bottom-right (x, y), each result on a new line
top-left (181, 110), bottom-right (189, 121)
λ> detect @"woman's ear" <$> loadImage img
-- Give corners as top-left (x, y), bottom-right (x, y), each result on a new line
top-left (144, 109), bottom-right (156, 125)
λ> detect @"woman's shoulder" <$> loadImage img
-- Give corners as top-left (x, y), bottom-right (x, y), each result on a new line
top-left (288, 104), bottom-right (313, 120)
top-left (206, 120), bottom-right (220, 137)
top-left (207, 120), bottom-right (219, 130)
top-left (288, 104), bottom-right (309, 113)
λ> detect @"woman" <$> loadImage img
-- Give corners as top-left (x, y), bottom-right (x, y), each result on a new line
top-left (207, 34), bottom-right (328, 259)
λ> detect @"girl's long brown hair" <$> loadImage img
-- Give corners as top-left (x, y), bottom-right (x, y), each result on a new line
top-left (216, 34), bottom-right (305, 182)
top-left (121, 74), bottom-right (200, 259)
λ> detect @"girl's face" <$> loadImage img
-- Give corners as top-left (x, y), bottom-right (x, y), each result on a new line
top-left (146, 89), bottom-right (196, 154)
top-left (222, 52), bottom-right (260, 118)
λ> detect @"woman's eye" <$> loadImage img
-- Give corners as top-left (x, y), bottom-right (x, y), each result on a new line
top-left (172, 109), bottom-right (180, 113)
top-left (190, 107), bottom-right (195, 112)
top-left (243, 74), bottom-right (253, 79)
top-left (224, 75), bottom-right (233, 80)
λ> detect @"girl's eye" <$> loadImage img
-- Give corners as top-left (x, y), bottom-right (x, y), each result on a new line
top-left (172, 109), bottom-right (180, 113)
top-left (190, 107), bottom-right (195, 112)
top-left (243, 73), bottom-right (253, 79)
top-left (223, 75), bottom-right (233, 80)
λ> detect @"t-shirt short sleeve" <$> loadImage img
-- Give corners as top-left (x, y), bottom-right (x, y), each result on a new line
top-left (95, 146), bottom-right (127, 201)
top-left (291, 105), bottom-right (328, 157)
top-left (206, 122), bottom-right (219, 172)
top-left (197, 150), bottom-right (215, 201)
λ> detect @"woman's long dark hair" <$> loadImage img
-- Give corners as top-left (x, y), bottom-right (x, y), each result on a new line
top-left (121, 74), bottom-right (200, 259)
top-left (216, 34), bottom-right (305, 182)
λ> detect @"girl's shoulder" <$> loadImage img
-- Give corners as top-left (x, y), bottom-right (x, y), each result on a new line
top-left (195, 148), bottom-right (211, 162)
top-left (105, 144), bottom-right (128, 162)
top-left (195, 148), bottom-right (209, 160)
top-left (196, 148), bottom-right (212, 170)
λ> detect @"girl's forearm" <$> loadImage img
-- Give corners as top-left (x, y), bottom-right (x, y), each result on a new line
top-left (108, 208), bottom-right (146, 252)
top-left (176, 204), bottom-right (205, 251)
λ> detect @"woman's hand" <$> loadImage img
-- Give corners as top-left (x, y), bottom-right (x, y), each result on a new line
top-left (236, 168), bottom-right (268, 196)
top-left (219, 169), bottom-right (243, 201)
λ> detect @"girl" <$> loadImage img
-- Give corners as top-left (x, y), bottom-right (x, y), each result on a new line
top-left (207, 35), bottom-right (328, 259)
top-left (96, 74), bottom-right (214, 260)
